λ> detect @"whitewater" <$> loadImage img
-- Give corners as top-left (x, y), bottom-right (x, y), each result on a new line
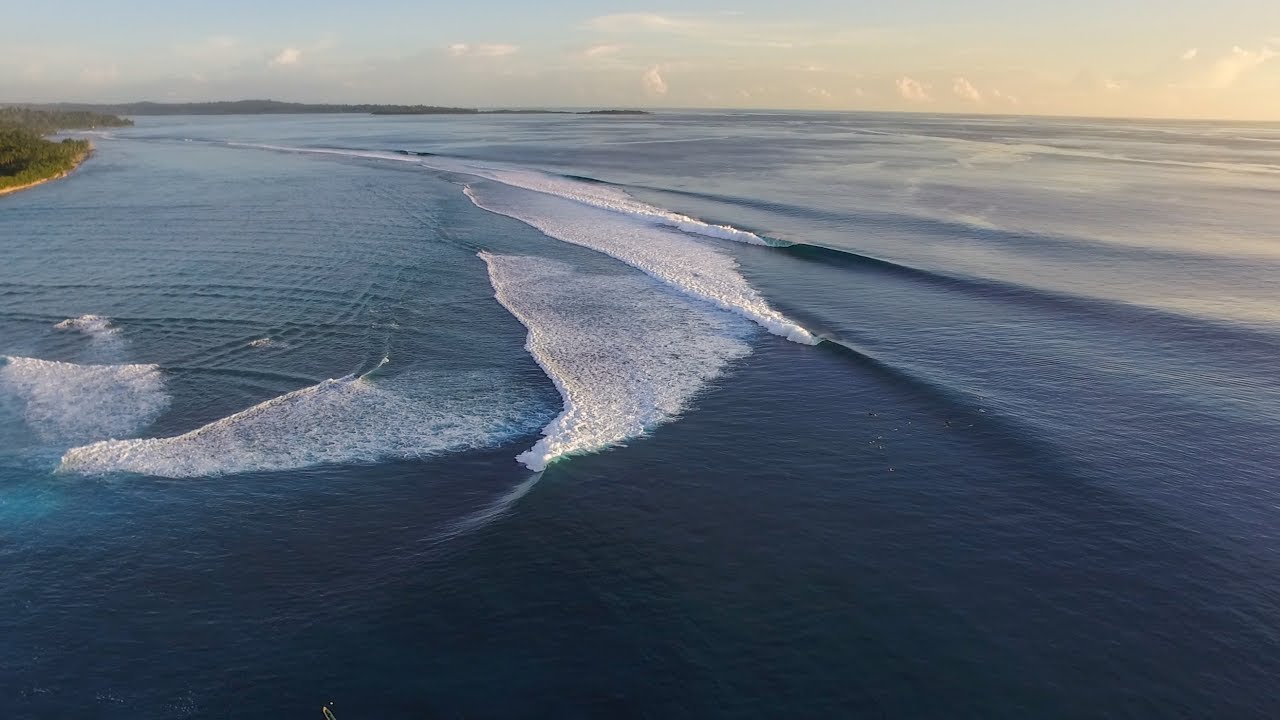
top-left (1, 355), bottom-right (168, 444)
top-left (58, 364), bottom-right (547, 477)
top-left (480, 252), bottom-right (753, 471)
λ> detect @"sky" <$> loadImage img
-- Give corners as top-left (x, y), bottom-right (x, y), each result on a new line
top-left (2, 1), bottom-right (1279, 119)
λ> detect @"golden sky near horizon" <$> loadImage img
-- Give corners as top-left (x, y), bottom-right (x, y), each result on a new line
top-left (2, 3), bottom-right (1278, 120)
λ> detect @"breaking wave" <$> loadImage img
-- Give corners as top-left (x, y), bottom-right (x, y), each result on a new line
top-left (54, 314), bottom-right (119, 339)
top-left (0, 355), bottom-right (168, 444)
top-left (59, 365), bottom-right (546, 478)
top-left (451, 163), bottom-right (778, 246)
top-left (466, 184), bottom-right (816, 344)
top-left (481, 252), bottom-right (753, 470)
top-left (230, 143), bottom-right (778, 246)
top-left (224, 143), bottom-right (815, 344)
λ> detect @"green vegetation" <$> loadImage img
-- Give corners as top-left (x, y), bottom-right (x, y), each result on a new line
top-left (0, 106), bottom-right (133, 133)
top-left (46, 100), bottom-right (479, 116)
top-left (0, 128), bottom-right (90, 192)
top-left (0, 107), bottom-right (130, 194)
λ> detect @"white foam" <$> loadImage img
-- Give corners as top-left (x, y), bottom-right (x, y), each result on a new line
top-left (247, 337), bottom-right (275, 348)
top-left (454, 164), bottom-right (777, 245)
top-left (0, 356), bottom-right (168, 444)
top-left (53, 314), bottom-right (118, 339)
top-left (480, 253), bottom-right (753, 471)
top-left (58, 368), bottom-right (543, 478)
top-left (466, 185), bottom-right (818, 345)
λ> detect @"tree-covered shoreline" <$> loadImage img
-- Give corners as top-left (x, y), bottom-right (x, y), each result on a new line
top-left (0, 107), bottom-right (134, 133)
top-left (0, 108), bottom-right (131, 195)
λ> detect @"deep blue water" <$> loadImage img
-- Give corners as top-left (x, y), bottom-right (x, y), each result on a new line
top-left (2, 112), bottom-right (1279, 718)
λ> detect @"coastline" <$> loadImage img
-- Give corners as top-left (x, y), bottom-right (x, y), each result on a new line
top-left (0, 146), bottom-right (92, 198)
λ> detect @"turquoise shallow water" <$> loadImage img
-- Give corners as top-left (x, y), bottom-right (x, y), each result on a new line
top-left (2, 113), bottom-right (1279, 718)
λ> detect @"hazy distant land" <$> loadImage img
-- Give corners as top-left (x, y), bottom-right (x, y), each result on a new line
top-left (0, 101), bottom-right (648, 196)
top-left (29, 100), bottom-right (652, 117)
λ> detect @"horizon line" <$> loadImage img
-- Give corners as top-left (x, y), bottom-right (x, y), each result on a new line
top-left (5, 98), bottom-right (1278, 125)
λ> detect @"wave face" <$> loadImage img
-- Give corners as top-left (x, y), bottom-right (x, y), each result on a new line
top-left (433, 159), bottom-right (813, 343)
top-left (454, 164), bottom-right (779, 246)
top-left (480, 252), bottom-right (753, 471)
top-left (0, 356), bottom-right (168, 444)
top-left (59, 368), bottom-right (544, 478)
top-left (232, 144), bottom-right (777, 246)
top-left (465, 184), bottom-right (816, 344)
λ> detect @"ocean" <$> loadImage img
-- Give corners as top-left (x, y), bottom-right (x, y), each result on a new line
top-left (1, 111), bottom-right (1278, 718)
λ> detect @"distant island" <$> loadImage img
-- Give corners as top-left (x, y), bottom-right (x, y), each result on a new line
top-left (0, 108), bottom-right (132, 197)
top-left (30, 100), bottom-right (651, 117)
top-left (374, 108), bottom-right (651, 116)
top-left (0, 100), bottom-right (647, 196)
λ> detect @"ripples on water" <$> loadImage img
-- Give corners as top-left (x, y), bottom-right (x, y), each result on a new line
top-left (1, 113), bottom-right (1278, 718)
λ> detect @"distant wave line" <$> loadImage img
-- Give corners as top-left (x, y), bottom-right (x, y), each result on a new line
top-left (214, 141), bottom-right (1277, 344)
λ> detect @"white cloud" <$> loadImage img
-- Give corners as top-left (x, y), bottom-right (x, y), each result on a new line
top-left (582, 43), bottom-right (621, 58)
top-left (1181, 48), bottom-right (1199, 61)
top-left (270, 47), bottom-right (301, 66)
top-left (588, 13), bottom-right (687, 34)
top-left (896, 76), bottom-right (930, 102)
top-left (584, 12), bottom-right (891, 50)
top-left (642, 65), bottom-right (668, 96)
top-left (477, 44), bottom-right (519, 57)
top-left (991, 88), bottom-right (1019, 105)
top-left (1206, 45), bottom-right (1276, 88)
top-left (448, 43), bottom-right (519, 58)
top-left (806, 86), bottom-right (832, 100)
top-left (169, 35), bottom-right (248, 71)
top-left (206, 36), bottom-right (237, 51)
top-left (177, 35), bottom-right (238, 59)
top-left (1104, 77), bottom-right (1123, 91)
top-left (952, 76), bottom-right (982, 102)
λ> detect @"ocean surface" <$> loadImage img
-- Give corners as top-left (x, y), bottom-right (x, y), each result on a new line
top-left (2, 111), bottom-right (1278, 718)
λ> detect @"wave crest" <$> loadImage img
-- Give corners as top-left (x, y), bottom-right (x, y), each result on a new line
top-left (53, 314), bottom-right (119, 339)
top-left (466, 184), bottom-right (816, 345)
